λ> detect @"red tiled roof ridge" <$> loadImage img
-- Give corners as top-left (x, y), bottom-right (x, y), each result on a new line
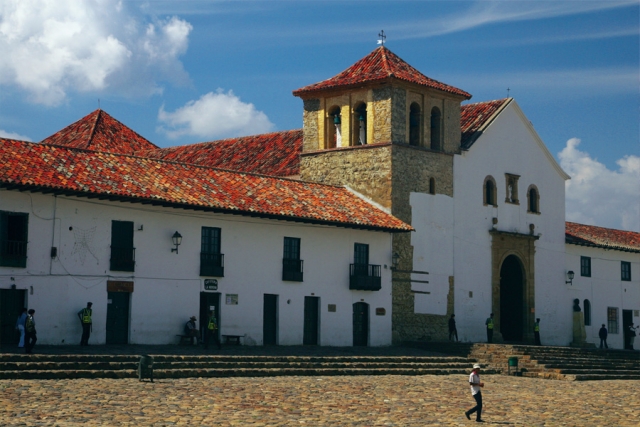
top-left (293, 46), bottom-right (471, 99)
top-left (565, 221), bottom-right (640, 252)
top-left (158, 129), bottom-right (301, 151)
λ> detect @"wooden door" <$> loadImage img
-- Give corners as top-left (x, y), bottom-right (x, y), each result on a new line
top-left (263, 294), bottom-right (278, 345)
top-left (303, 296), bottom-right (319, 345)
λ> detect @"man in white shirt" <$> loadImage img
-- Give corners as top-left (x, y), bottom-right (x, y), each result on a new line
top-left (465, 364), bottom-right (485, 422)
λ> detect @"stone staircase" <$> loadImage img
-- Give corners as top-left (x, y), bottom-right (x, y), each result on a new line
top-left (0, 354), bottom-right (496, 380)
top-left (469, 344), bottom-right (640, 381)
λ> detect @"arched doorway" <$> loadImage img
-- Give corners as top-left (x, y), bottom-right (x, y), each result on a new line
top-left (499, 255), bottom-right (524, 341)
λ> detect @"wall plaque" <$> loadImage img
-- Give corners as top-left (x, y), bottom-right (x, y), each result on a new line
top-left (376, 307), bottom-right (386, 316)
top-left (204, 279), bottom-right (218, 290)
top-left (107, 280), bottom-right (134, 293)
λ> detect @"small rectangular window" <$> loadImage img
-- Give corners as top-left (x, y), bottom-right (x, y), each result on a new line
top-left (110, 220), bottom-right (135, 272)
top-left (201, 227), bottom-right (223, 277)
top-left (621, 261), bottom-right (631, 281)
top-left (607, 307), bottom-right (618, 334)
top-left (0, 211), bottom-right (29, 268)
top-left (354, 243), bottom-right (369, 265)
top-left (580, 256), bottom-right (591, 277)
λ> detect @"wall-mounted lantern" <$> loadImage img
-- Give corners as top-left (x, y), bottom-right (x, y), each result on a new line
top-left (566, 270), bottom-right (575, 285)
top-left (391, 252), bottom-right (400, 271)
top-left (171, 231), bottom-right (182, 254)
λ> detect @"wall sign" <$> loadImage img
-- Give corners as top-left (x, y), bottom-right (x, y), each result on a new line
top-left (328, 304), bottom-right (336, 312)
top-left (107, 280), bottom-right (134, 293)
top-left (376, 307), bottom-right (386, 316)
top-left (204, 279), bottom-right (218, 290)
top-left (225, 294), bottom-right (238, 305)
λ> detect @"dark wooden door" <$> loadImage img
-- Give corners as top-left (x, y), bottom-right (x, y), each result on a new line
top-left (623, 310), bottom-right (633, 349)
top-left (263, 294), bottom-right (278, 345)
top-left (200, 292), bottom-right (220, 342)
top-left (0, 289), bottom-right (26, 345)
top-left (353, 302), bottom-right (369, 346)
top-left (303, 296), bottom-right (319, 345)
top-left (499, 255), bottom-right (524, 341)
top-left (106, 292), bottom-right (130, 344)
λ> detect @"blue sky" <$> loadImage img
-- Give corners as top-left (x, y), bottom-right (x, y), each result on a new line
top-left (0, 0), bottom-right (638, 231)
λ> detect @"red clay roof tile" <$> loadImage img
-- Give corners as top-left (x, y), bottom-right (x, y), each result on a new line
top-left (461, 98), bottom-right (511, 149)
top-left (40, 109), bottom-right (158, 155)
top-left (0, 138), bottom-right (411, 232)
top-left (141, 130), bottom-right (302, 177)
top-left (566, 222), bottom-right (640, 253)
top-left (293, 46), bottom-right (471, 99)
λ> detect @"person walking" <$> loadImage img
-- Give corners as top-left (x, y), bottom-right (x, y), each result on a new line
top-left (184, 316), bottom-right (198, 345)
top-left (534, 318), bottom-right (541, 346)
top-left (78, 302), bottom-right (93, 346)
top-left (485, 313), bottom-right (494, 343)
top-left (204, 310), bottom-right (221, 350)
top-left (24, 309), bottom-right (37, 354)
top-left (629, 323), bottom-right (638, 350)
top-left (464, 363), bottom-right (485, 422)
top-left (598, 324), bottom-right (608, 349)
top-left (15, 307), bottom-right (27, 348)
top-left (449, 314), bottom-right (459, 342)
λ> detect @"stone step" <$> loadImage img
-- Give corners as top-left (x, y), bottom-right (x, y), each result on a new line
top-left (0, 366), bottom-right (500, 380)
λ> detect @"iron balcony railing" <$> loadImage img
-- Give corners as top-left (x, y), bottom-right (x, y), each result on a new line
top-left (0, 240), bottom-right (27, 268)
top-left (110, 246), bottom-right (136, 272)
top-left (200, 252), bottom-right (224, 277)
top-left (349, 263), bottom-right (382, 291)
top-left (282, 258), bottom-right (304, 282)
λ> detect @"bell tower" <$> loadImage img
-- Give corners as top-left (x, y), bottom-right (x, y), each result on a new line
top-left (293, 46), bottom-right (472, 343)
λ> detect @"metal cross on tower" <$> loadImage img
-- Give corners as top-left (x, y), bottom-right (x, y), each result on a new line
top-left (378, 30), bottom-right (386, 46)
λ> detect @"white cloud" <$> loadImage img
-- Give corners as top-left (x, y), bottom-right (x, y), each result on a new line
top-left (157, 90), bottom-right (275, 140)
top-left (0, 0), bottom-right (192, 105)
top-left (0, 129), bottom-right (31, 141)
top-left (559, 138), bottom-right (640, 232)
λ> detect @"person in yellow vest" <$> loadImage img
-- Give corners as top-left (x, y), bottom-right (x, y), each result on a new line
top-left (534, 318), bottom-right (541, 346)
top-left (77, 302), bottom-right (93, 346)
top-left (204, 310), bottom-right (221, 350)
top-left (485, 313), bottom-right (494, 343)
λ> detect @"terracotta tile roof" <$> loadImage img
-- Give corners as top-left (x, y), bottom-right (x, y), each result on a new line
top-left (40, 109), bottom-right (158, 155)
top-left (461, 98), bottom-right (511, 149)
top-left (566, 222), bottom-right (640, 253)
top-left (141, 130), bottom-right (302, 177)
top-left (293, 46), bottom-right (471, 99)
top-left (0, 138), bottom-right (412, 232)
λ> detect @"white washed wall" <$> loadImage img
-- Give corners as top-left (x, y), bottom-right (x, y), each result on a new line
top-left (451, 102), bottom-right (570, 344)
top-left (565, 244), bottom-right (640, 349)
top-left (0, 189), bottom-right (394, 346)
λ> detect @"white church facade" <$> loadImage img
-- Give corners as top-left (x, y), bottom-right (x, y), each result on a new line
top-left (1, 46), bottom-right (637, 348)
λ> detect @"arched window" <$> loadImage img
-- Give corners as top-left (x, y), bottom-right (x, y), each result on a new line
top-left (584, 299), bottom-right (591, 326)
top-left (484, 176), bottom-right (497, 206)
top-left (326, 106), bottom-right (341, 149)
top-left (429, 178), bottom-right (435, 195)
top-left (353, 103), bottom-right (367, 146)
top-left (527, 185), bottom-right (540, 213)
top-left (409, 103), bottom-right (421, 146)
top-left (430, 107), bottom-right (441, 151)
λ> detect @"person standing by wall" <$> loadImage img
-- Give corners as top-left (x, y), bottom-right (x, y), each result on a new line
top-left (449, 314), bottom-right (459, 342)
top-left (78, 302), bottom-right (93, 346)
top-left (204, 310), bottom-right (221, 350)
top-left (184, 316), bottom-right (198, 345)
top-left (464, 364), bottom-right (485, 422)
top-left (15, 307), bottom-right (27, 348)
top-left (534, 318), bottom-right (541, 346)
top-left (598, 324), bottom-right (608, 349)
top-left (485, 313), bottom-right (494, 343)
top-left (24, 309), bottom-right (37, 354)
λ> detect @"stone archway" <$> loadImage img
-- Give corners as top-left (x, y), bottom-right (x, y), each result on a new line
top-left (490, 230), bottom-right (538, 344)
top-left (500, 255), bottom-right (524, 341)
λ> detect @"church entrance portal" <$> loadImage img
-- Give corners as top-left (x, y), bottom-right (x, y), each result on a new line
top-left (499, 255), bottom-right (524, 341)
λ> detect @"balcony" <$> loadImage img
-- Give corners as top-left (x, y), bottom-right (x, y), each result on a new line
top-left (110, 246), bottom-right (135, 272)
top-left (282, 258), bottom-right (304, 282)
top-left (349, 263), bottom-right (381, 291)
top-left (200, 252), bottom-right (224, 277)
top-left (0, 240), bottom-right (27, 268)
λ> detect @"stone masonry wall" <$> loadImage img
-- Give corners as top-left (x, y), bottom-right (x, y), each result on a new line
top-left (372, 87), bottom-right (392, 145)
top-left (300, 145), bottom-right (393, 209)
top-left (302, 99), bottom-right (320, 152)
top-left (391, 145), bottom-right (455, 343)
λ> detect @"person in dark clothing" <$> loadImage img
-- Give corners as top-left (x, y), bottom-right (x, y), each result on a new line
top-left (448, 314), bottom-right (459, 342)
top-left (485, 313), bottom-right (494, 343)
top-left (598, 324), bottom-right (608, 349)
top-left (534, 318), bottom-right (541, 346)
top-left (184, 316), bottom-right (198, 345)
top-left (78, 302), bottom-right (93, 346)
top-left (204, 310), bottom-right (221, 350)
top-left (25, 309), bottom-right (37, 354)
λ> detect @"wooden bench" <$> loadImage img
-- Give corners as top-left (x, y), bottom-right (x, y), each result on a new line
top-left (176, 334), bottom-right (194, 345)
top-left (221, 334), bottom-right (245, 345)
